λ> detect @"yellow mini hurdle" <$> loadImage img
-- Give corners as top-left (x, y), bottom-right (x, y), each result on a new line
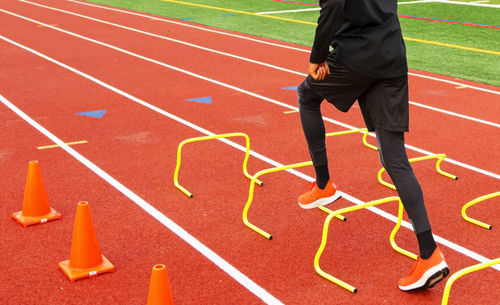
top-left (378, 153), bottom-right (457, 190)
top-left (462, 191), bottom-right (499, 230)
top-left (173, 133), bottom-right (263, 198)
top-left (441, 257), bottom-right (500, 305)
top-left (174, 128), bottom-right (376, 199)
top-left (242, 161), bottom-right (345, 240)
top-left (314, 196), bottom-right (416, 293)
top-left (442, 191), bottom-right (499, 304)
top-left (241, 127), bottom-right (382, 239)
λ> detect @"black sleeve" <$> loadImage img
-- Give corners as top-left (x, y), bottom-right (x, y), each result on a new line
top-left (309, 0), bottom-right (345, 64)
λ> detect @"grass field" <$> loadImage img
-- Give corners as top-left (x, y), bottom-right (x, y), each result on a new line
top-left (84, 0), bottom-right (500, 86)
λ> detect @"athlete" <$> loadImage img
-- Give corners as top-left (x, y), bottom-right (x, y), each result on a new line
top-left (296, 0), bottom-right (449, 291)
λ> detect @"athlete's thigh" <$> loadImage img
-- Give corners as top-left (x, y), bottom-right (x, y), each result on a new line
top-left (307, 57), bottom-right (373, 112)
top-left (358, 75), bottom-right (409, 132)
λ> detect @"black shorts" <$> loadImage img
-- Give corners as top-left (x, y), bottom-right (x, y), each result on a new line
top-left (304, 57), bottom-right (409, 132)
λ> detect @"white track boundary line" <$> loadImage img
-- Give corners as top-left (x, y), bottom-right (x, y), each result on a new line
top-left (2, 7), bottom-right (499, 182)
top-left (1, 34), bottom-right (498, 272)
top-left (434, 0), bottom-right (500, 8)
top-left (21, 0), bottom-right (500, 128)
top-left (255, 8), bottom-right (320, 15)
top-left (398, 0), bottom-right (438, 4)
top-left (0, 92), bottom-right (284, 305)
top-left (65, 0), bottom-right (500, 96)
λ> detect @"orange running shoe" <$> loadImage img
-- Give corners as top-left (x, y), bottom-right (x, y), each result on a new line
top-left (398, 247), bottom-right (450, 291)
top-left (298, 179), bottom-right (341, 209)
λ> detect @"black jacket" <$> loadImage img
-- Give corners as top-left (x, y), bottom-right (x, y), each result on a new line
top-left (310, 0), bottom-right (408, 78)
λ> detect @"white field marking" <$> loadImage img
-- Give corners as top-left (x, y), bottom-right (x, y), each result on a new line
top-left (1, 35), bottom-right (498, 273)
top-left (398, 0), bottom-right (438, 4)
top-left (63, 0), bottom-right (500, 95)
top-left (2, 8), bottom-right (500, 182)
top-left (434, 0), bottom-right (500, 8)
top-left (0, 94), bottom-right (284, 305)
top-left (255, 8), bottom-right (320, 15)
top-left (16, 1), bottom-right (500, 127)
top-left (36, 23), bottom-right (57, 27)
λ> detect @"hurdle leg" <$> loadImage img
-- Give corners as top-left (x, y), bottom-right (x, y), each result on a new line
top-left (242, 161), bottom-right (345, 239)
top-left (314, 196), bottom-right (415, 293)
top-left (390, 200), bottom-right (418, 260)
top-left (442, 258), bottom-right (500, 305)
top-left (462, 191), bottom-right (499, 230)
top-left (173, 133), bottom-right (262, 198)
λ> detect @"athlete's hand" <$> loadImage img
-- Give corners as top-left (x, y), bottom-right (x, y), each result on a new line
top-left (308, 61), bottom-right (330, 80)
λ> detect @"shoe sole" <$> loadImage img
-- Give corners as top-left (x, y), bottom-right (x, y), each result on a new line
top-left (298, 192), bottom-right (342, 210)
top-left (425, 267), bottom-right (450, 289)
top-left (399, 261), bottom-right (450, 292)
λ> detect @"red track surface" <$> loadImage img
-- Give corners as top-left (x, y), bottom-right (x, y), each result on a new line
top-left (0, 0), bottom-right (499, 304)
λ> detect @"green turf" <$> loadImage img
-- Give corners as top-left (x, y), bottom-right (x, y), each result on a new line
top-left (397, 3), bottom-right (500, 85)
top-left (84, 0), bottom-right (500, 86)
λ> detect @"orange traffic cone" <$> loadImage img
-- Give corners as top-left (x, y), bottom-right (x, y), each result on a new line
top-left (147, 264), bottom-right (175, 305)
top-left (58, 201), bottom-right (114, 282)
top-left (12, 160), bottom-right (62, 227)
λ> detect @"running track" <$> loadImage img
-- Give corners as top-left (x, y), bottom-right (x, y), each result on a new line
top-left (0, 0), bottom-right (498, 304)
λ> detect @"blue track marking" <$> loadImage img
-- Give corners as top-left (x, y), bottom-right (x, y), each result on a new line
top-left (76, 109), bottom-right (107, 118)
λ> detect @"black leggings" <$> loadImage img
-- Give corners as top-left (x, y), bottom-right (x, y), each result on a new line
top-left (375, 129), bottom-right (431, 234)
top-left (298, 96), bottom-right (431, 234)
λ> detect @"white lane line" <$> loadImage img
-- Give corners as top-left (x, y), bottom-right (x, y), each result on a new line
top-left (19, 0), bottom-right (500, 128)
top-left (18, 0), bottom-right (305, 77)
top-left (1, 35), bottom-right (498, 272)
top-left (255, 8), bottom-right (320, 15)
top-left (404, 142), bottom-right (500, 180)
top-left (1, 8), bottom-right (499, 182)
top-left (407, 72), bottom-right (500, 95)
top-left (409, 101), bottom-right (500, 129)
top-left (434, 0), bottom-right (500, 8)
top-left (0, 93), bottom-right (284, 305)
top-left (65, 0), bottom-right (500, 96)
top-left (398, 0), bottom-right (438, 4)
top-left (64, 0), bottom-right (311, 52)
top-left (14, 1), bottom-right (500, 128)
